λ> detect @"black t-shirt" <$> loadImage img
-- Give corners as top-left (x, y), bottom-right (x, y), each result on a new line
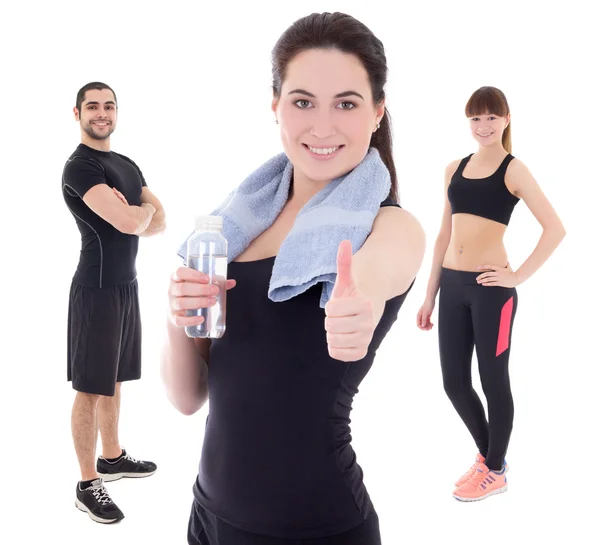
top-left (191, 200), bottom-right (411, 539)
top-left (62, 144), bottom-right (147, 288)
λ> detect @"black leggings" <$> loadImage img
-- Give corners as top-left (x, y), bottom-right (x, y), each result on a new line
top-left (187, 500), bottom-right (381, 545)
top-left (438, 268), bottom-right (518, 471)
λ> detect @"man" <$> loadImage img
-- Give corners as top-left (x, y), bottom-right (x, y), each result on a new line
top-left (62, 82), bottom-right (165, 524)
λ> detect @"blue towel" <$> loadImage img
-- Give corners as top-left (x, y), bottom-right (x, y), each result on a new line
top-left (177, 147), bottom-right (391, 307)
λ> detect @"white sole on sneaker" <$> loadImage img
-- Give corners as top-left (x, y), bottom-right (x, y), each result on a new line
top-left (97, 469), bottom-right (156, 482)
top-left (453, 484), bottom-right (508, 502)
top-left (75, 499), bottom-right (122, 524)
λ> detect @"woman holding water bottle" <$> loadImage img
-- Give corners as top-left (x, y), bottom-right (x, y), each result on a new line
top-left (162, 12), bottom-right (425, 545)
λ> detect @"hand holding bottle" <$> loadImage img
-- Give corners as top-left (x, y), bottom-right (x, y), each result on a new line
top-left (168, 267), bottom-right (236, 328)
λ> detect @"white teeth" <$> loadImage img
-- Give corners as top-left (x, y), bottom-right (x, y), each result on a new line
top-left (308, 145), bottom-right (340, 155)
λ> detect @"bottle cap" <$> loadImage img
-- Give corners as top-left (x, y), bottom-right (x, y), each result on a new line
top-left (195, 215), bottom-right (223, 230)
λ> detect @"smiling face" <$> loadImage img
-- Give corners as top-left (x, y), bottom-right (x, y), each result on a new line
top-left (272, 48), bottom-right (384, 184)
top-left (469, 112), bottom-right (510, 148)
top-left (74, 88), bottom-right (117, 143)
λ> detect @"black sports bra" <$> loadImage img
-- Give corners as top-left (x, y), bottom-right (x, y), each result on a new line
top-left (447, 153), bottom-right (520, 226)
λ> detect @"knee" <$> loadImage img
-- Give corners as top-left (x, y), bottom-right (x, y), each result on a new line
top-left (443, 376), bottom-right (468, 401)
top-left (481, 374), bottom-right (512, 400)
top-left (76, 391), bottom-right (101, 406)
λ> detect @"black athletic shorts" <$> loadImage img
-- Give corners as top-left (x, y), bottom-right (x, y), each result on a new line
top-left (67, 279), bottom-right (142, 396)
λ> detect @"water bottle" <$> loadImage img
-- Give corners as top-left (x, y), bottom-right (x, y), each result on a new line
top-left (185, 215), bottom-right (228, 339)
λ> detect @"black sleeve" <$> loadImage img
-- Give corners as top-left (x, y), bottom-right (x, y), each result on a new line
top-left (62, 156), bottom-right (107, 198)
top-left (117, 154), bottom-right (148, 187)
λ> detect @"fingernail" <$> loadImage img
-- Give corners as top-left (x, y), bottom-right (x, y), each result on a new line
top-left (211, 286), bottom-right (219, 294)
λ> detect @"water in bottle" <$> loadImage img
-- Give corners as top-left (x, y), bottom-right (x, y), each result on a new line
top-left (185, 215), bottom-right (228, 338)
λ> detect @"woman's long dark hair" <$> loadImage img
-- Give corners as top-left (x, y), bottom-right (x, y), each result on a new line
top-left (271, 12), bottom-right (398, 201)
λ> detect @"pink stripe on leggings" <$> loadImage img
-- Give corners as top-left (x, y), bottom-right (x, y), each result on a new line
top-left (496, 296), bottom-right (514, 356)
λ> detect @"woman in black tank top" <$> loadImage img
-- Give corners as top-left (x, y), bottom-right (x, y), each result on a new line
top-left (416, 86), bottom-right (566, 502)
top-left (162, 13), bottom-right (425, 545)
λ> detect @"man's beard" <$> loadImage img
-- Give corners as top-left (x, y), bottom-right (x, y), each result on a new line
top-left (82, 122), bottom-right (115, 141)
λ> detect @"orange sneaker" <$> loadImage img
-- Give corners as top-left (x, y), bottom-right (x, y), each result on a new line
top-left (454, 453), bottom-right (486, 488)
top-left (453, 462), bottom-right (508, 502)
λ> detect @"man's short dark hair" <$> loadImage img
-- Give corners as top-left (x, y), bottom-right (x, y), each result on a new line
top-left (75, 82), bottom-right (117, 113)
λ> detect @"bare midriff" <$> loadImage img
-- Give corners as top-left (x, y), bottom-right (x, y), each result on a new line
top-left (442, 213), bottom-right (509, 272)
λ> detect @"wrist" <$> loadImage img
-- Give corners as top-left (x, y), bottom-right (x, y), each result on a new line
top-left (514, 270), bottom-right (524, 286)
top-left (133, 207), bottom-right (154, 235)
top-left (166, 313), bottom-right (190, 339)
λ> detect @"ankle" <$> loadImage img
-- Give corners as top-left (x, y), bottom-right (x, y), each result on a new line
top-left (81, 472), bottom-right (99, 483)
top-left (101, 448), bottom-right (124, 461)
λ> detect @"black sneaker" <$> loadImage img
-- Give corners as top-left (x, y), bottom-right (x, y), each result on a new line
top-left (97, 449), bottom-right (157, 482)
top-left (75, 478), bottom-right (125, 524)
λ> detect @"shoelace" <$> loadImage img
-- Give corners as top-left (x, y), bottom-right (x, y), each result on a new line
top-left (124, 453), bottom-right (141, 464)
top-left (466, 469), bottom-right (488, 489)
top-left (91, 484), bottom-right (113, 506)
top-left (463, 462), bottom-right (478, 478)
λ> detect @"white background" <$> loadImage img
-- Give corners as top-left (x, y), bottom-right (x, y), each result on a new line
top-left (1, 1), bottom-right (598, 544)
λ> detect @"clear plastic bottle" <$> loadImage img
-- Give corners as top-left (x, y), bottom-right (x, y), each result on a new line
top-left (185, 215), bottom-right (228, 338)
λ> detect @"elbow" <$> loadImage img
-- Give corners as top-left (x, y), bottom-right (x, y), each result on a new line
top-left (175, 400), bottom-right (203, 416)
top-left (547, 224), bottom-right (566, 244)
top-left (177, 393), bottom-right (207, 416)
top-left (165, 388), bottom-right (206, 416)
top-left (559, 226), bottom-right (567, 240)
top-left (161, 367), bottom-right (207, 416)
top-left (156, 211), bottom-right (167, 233)
top-left (154, 219), bottom-right (167, 235)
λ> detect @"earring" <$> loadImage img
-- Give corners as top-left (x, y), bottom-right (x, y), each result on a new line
top-left (376, 122), bottom-right (380, 129)
top-left (275, 119), bottom-right (279, 124)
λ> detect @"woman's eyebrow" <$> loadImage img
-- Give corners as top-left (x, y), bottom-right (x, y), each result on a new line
top-left (287, 89), bottom-right (364, 100)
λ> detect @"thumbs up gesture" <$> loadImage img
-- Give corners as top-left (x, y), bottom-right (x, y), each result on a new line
top-left (324, 240), bottom-right (375, 362)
